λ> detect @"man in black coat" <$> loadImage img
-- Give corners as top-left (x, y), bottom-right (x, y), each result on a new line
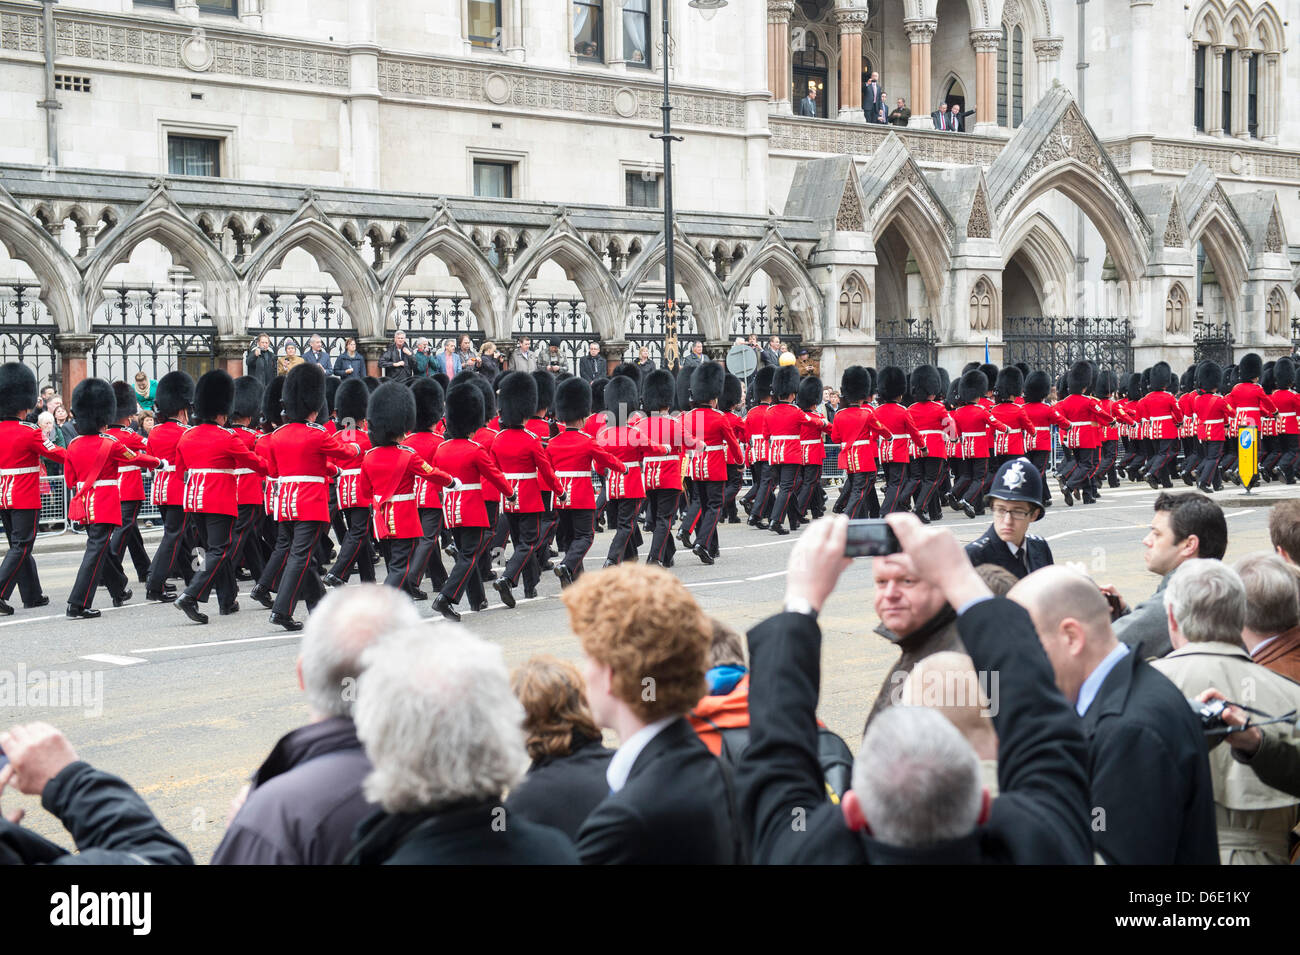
top-left (578, 341), bottom-right (606, 383)
top-left (244, 332), bottom-right (276, 388)
top-left (566, 564), bottom-right (742, 864)
top-left (738, 514), bottom-right (1093, 863)
top-left (212, 585), bottom-right (424, 865)
top-left (964, 458), bottom-right (1054, 579)
top-left (0, 722), bottom-right (192, 864)
top-left (1009, 565), bottom-right (1219, 864)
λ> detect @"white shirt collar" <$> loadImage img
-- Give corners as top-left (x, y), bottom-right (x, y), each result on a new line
top-left (1251, 634), bottom-right (1281, 657)
top-left (605, 717), bottom-right (675, 794)
top-left (1076, 642), bottom-right (1130, 717)
top-left (1005, 540), bottom-right (1022, 557)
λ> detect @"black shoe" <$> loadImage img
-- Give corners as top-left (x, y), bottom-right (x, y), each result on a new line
top-left (693, 544), bottom-right (715, 565)
top-left (175, 594), bottom-right (208, 624)
top-left (406, 587), bottom-right (429, 601)
top-left (219, 601), bottom-right (239, 616)
top-left (443, 544), bottom-right (459, 560)
top-left (493, 578), bottom-right (516, 609)
top-left (249, 586), bottom-right (275, 609)
top-left (66, 606), bottom-right (101, 620)
top-left (602, 559), bottom-right (617, 568)
top-left (472, 600), bottom-right (489, 612)
top-left (270, 612), bottom-right (303, 632)
top-left (960, 501), bottom-right (976, 519)
top-left (147, 591), bottom-right (178, 603)
top-left (750, 520), bottom-right (770, 530)
top-left (538, 559), bottom-right (554, 572)
top-left (433, 594), bottom-right (461, 622)
top-left (1061, 487), bottom-right (1074, 506)
top-left (555, 564), bottom-right (574, 589)
top-left (771, 524), bottom-right (790, 536)
top-left (663, 554), bottom-right (675, 568)
top-left (0, 598), bottom-right (11, 616)
top-left (136, 571), bottom-right (148, 584)
top-left (523, 586), bottom-right (538, 600)
top-left (112, 589), bottom-right (133, 608)
top-left (1197, 483), bottom-right (1213, 493)
top-left (24, 594), bottom-right (49, 609)
top-left (235, 569), bottom-right (253, 582)
top-left (726, 516), bottom-right (741, 524)
top-left (323, 573), bottom-right (346, 589)
top-left (645, 558), bottom-right (662, 568)
top-left (1182, 472), bottom-right (1195, 486)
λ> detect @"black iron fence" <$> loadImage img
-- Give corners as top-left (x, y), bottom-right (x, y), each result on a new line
top-left (1194, 318), bottom-right (1234, 368)
top-left (1003, 316), bottom-right (1134, 384)
top-left (875, 318), bottom-right (939, 369)
top-left (91, 286), bottom-right (217, 382)
top-left (0, 284), bottom-right (59, 391)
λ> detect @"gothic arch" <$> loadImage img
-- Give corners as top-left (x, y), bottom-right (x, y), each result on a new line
top-left (869, 187), bottom-right (952, 307)
top-left (1265, 284), bottom-right (1287, 336)
top-left (1188, 205), bottom-right (1249, 326)
top-left (0, 192), bottom-right (83, 333)
top-left (619, 234), bottom-right (728, 341)
top-left (1000, 210), bottom-right (1072, 314)
top-left (506, 226), bottom-right (623, 341)
top-left (1251, 3), bottom-right (1284, 51)
top-left (1166, 282), bottom-right (1191, 334)
top-left (380, 221), bottom-right (509, 340)
top-left (968, 275), bottom-right (999, 332)
top-left (243, 211), bottom-right (381, 338)
top-left (83, 193), bottom-right (241, 335)
top-left (837, 271), bottom-right (870, 333)
top-left (724, 237), bottom-right (823, 340)
top-left (1192, 0), bottom-right (1226, 44)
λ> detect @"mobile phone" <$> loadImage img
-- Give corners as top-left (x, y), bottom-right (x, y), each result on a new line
top-left (0, 744), bottom-right (7, 772)
top-left (844, 519), bottom-right (901, 558)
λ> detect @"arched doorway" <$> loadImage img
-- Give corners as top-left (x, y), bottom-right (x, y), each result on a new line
top-left (793, 35), bottom-right (830, 117)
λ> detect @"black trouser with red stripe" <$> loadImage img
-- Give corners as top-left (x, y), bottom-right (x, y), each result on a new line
top-left (270, 520), bottom-right (326, 617)
top-left (691, 480), bottom-right (725, 556)
top-left (70, 522), bottom-right (129, 611)
top-left (0, 508), bottom-right (42, 605)
top-left (110, 500), bottom-right (151, 580)
top-left (908, 457), bottom-right (944, 514)
top-left (843, 471), bottom-right (878, 518)
top-left (605, 497), bottom-right (645, 564)
top-left (769, 463), bottom-right (803, 529)
top-left (146, 504), bottom-right (194, 598)
top-left (410, 507), bottom-right (447, 591)
top-left (741, 461), bottom-right (763, 513)
top-left (751, 461), bottom-right (777, 523)
top-left (1062, 447), bottom-right (1099, 492)
top-left (951, 458), bottom-right (988, 510)
top-left (1098, 440), bottom-right (1121, 487)
top-left (184, 513), bottom-right (238, 610)
top-left (1027, 450), bottom-right (1053, 505)
top-left (234, 504), bottom-right (265, 579)
top-left (556, 509), bottom-right (595, 577)
top-left (644, 489), bottom-right (679, 565)
top-left (381, 537), bottom-right (418, 591)
top-left (478, 503), bottom-right (500, 580)
top-left (329, 507), bottom-right (375, 583)
top-left (1276, 434), bottom-right (1300, 480)
top-left (1146, 438), bottom-right (1178, 484)
top-left (723, 464), bottom-right (743, 520)
top-left (795, 464), bottom-right (822, 520)
top-left (1196, 440), bottom-right (1225, 488)
top-left (503, 512), bottom-right (545, 590)
top-left (441, 525), bottom-right (489, 608)
top-left (880, 461), bottom-right (916, 514)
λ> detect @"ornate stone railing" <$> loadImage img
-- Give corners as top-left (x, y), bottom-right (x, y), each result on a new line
top-left (1104, 136), bottom-right (1300, 184)
top-left (769, 115), bottom-right (1008, 165)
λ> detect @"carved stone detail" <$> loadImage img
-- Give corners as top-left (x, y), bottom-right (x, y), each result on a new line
top-left (1265, 210), bottom-right (1283, 253)
top-left (768, 0), bottom-right (797, 24)
top-left (966, 185), bottom-right (992, 239)
top-left (1032, 37), bottom-right (1064, 60)
top-left (836, 179), bottom-right (864, 232)
top-left (1163, 194), bottom-right (1185, 248)
top-left (1002, 0), bottom-right (1023, 27)
top-left (768, 117), bottom-right (1004, 164)
top-left (868, 160), bottom-right (955, 243)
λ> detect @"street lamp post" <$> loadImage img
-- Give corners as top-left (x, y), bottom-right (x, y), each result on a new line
top-left (653, 0), bottom-right (727, 372)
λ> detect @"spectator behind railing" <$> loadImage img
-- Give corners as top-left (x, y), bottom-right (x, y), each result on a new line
top-left (334, 337), bottom-right (365, 380)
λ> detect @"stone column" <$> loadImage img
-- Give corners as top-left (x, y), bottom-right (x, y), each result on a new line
top-left (903, 19), bottom-right (937, 129)
top-left (767, 1), bottom-right (796, 114)
top-left (1263, 53), bottom-right (1280, 142)
top-left (239, 0), bottom-right (264, 29)
top-left (54, 334), bottom-right (97, 398)
top-left (704, 341), bottom-right (732, 362)
top-left (834, 8), bottom-right (869, 123)
top-left (970, 29), bottom-right (1001, 133)
top-left (505, 0), bottom-right (525, 60)
top-left (175, 0), bottom-right (199, 20)
top-left (1233, 50), bottom-right (1253, 139)
top-left (1032, 37), bottom-right (1062, 104)
top-left (348, 0), bottom-right (380, 190)
top-left (360, 337), bottom-right (389, 378)
top-left (215, 335), bottom-right (248, 379)
top-left (1128, 0), bottom-right (1152, 137)
top-left (1208, 45), bottom-right (1225, 136)
top-left (600, 340), bottom-right (630, 376)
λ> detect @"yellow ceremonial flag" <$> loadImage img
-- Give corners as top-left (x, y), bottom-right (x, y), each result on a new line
top-left (1238, 426), bottom-right (1258, 490)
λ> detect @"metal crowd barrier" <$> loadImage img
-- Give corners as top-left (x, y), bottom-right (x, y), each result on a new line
top-left (35, 474), bottom-right (161, 538)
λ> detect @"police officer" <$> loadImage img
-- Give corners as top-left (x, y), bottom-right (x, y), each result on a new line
top-left (963, 457), bottom-right (1054, 580)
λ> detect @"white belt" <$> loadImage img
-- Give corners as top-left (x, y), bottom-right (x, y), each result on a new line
top-left (623, 461), bottom-right (641, 468)
top-left (850, 440), bottom-right (874, 447)
top-left (118, 466), bottom-right (140, 473)
top-left (338, 468), bottom-right (361, 476)
top-left (1279, 412), bottom-right (1296, 418)
top-left (1237, 407), bottom-right (1260, 413)
top-left (1066, 420), bottom-right (1092, 427)
top-left (770, 434), bottom-right (798, 440)
top-left (960, 432), bottom-right (985, 438)
top-left (919, 430), bottom-right (944, 436)
top-left (452, 482), bottom-right (481, 490)
top-left (1033, 426), bottom-right (1051, 432)
top-left (798, 439), bottom-right (818, 445)
top-left (278, 475), bottom-right (326, 484)
top-left (235, 468), bottom-right (255, 475)
top-left (0, 467), bottom-right (39, 476)
top-left (1202, 419), bottom-right (1223, 425)
top-left (705, 444), bottom-right (727, 451)
top-left (84, 480), bottom-right (117, 489)
top-left (157, 464), bottom-right (176, 472)
top-left (504, 472), bottom-right (537, 480)
top-left (555, 471), bottom-right (592, 478)
top-left (1150, 415), bottom-right (1172, 421)
top-left (188, 468), bottom-right (235, 476)
top-left (643, 456), bottom-right (677, 464)
top-left (383, 493), bottom-right (415, 503)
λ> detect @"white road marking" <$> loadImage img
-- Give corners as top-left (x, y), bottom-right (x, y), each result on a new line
top-left (80, 653), bottom-right (147, 666)
top-left (130, 633), bottom-right (301, 654)
top-left (0, 601), bottom-right (146, 628)
top-left (746, 570), bottom-right (788, 581)
top-left (686, 579), bottom-right (743, 588)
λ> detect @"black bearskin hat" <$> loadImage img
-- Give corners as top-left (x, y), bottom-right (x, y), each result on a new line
top-left (71, 378), bottom-right (115, 436)
top-left (1014, 362), bottom-right (1030, 378)
top-left (797, 375), bottom-right (822, 412)
top-left (772, 365), bottom-right (801, 400)
top-left (444, 381), bottom-right (484, 439)
top-left (841, 366), bottom-right (871, 405)
top-left (154, 370), bottom-right (195, 418)
top-left (979, 364), bottom-right (998, 393)
top-left (261, 376), bottom-right (284, 431)
top-left (497, 371), bottom-right (538, 429)
top-left (363, 376), bottom-right (381, 394)
top-left (367, 382), bottom-right (416, 447)
top-left (283, 363), bottom-right (327, 423)
top-left (1196, 360), bottom-right (1222, 393)
top-left (193, 370), bottom-right (235, 423)
top-left (911, 365), bottom-right (942, 402)
top-left (113, 381), bottom-right (137, 421)
top-left (470, 374), bottom-right (495, 420)
top-left (1179, 365), bottom-right (1196, 395)
top-left (674, 366), bottom-right (694, 411)
top-left (556, 376), bottom-right (592, 424)
top-left (1149, 361), bottom-right (1172, 392)
top-left (411, 377), bottom-right (445, 432)
top-left (1024, 370), bottom-right (1051, 403)
top-left (334, 378), bottom-right (370, 430)
top-left (878, 366), bottom-right (907, 402)
top-left (1238, 352), bottom-right (1262, 381)
top-left (0, 363), bottom-right (37, 418)
top-left (962, 361), bottom-right (981, 375)
top-left (1127, 372), bottom-right (1143, 402)
top-left (432, 372), bottom-right (450, 393)
top-left (936, 366), bottom-right (950, 401)
top-left (325, 375), bottom-right (341, 415)
top-left (604, 374), bottom-right (639, 427)
top-left (959, 369), bottom-right (988, 405)
top-left (1261, 364), bottom-right (1276, 394)
top-left (641, 369), bottom-right (674, 413)
top-left (232, 376), bottom-right (264, 423)
top-left (532, 370), bottom-right (557, 413)
top-left (754, 366), bottom-right (777, 406)
top-left (866, 367), bottom-right (878, 397)
top-left (723, 373), bottom-right (743, 412)
top-left (1067, 360), bottom-right (1092, 396)
top-left (590, 378), bottom-right (607, 413)
top-left (1274, 357), bottom-right (1295, 390)
top-left (691, 361), bottom-right (725, 405)
top-left (612, 362), bottom-right (641, 384)
top-left (994, 366), bottom-right (1024, 401)
top-left (1095, 369), bottom-right (1115, 399)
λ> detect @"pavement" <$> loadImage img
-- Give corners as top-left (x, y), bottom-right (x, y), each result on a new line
top-left (1, 478), bottom-right (1294, 862)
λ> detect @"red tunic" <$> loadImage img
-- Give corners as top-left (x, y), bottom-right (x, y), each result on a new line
top-left (1054, 395), bottom-right (1114, 449)
top-left (258, 423), bottom-right (360, 522)
top-left (233, 426), bottom-right (264, 507)
top-left (907, 400), bottom-right (952, 459)
top-left (1271, 389), bottom-right (1300, 435)
top-left (1193, 392), bottom-right (1230, 441)
top-left (872, 402), bottom-right (925, 464)
top-left (473, 426), bottom-right (502, 501)
top-left (951, 405), bottom-right (1008, 458)
top-left (582, 412), bottom-right (608, 439)
top-left (830, 406), bottom-right (890, 473)
top-left (595, 425), bottom-right (666, 498)
top-left (1226, 382), bottom-right (1278, 431)
top-left (433, 439), bottom-right (512, 528)
top-left (745, 403), bottom-right (770, 465)
top-left (796, 409), bottom-right (832, 466)
top-left (107, 426), bottom-right (151, 502)
top-left (148, 420), bottom-right (189, 507)
top-left (361, 445), bottom-right (451, 540)
top-left (634, 414), bottom-right (699, 492)
top-left (0, 419), bottom-right (66, 509)
top-left (405, 430), bottom-right (447, 508)
top-left (682, 407), bottom-right (743, 480)
top-left (988, 402), bottom-right (1033, 456)
top-left (764, 402), bottom-right (814, 466)
top-left (66, 433), bottom-right (160, 525)
top-left (1137, 391), bottom-right (1183, 440)
top-left (547, 429), bottom-right (626, 509)
top-left (491, 428), bottom-right (561, 514)
top-left (175, 423), bottom-right (266, 517)
top-left (334, 426), bottom-right (373, 509)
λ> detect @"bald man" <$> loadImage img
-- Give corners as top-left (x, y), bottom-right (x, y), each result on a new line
top-left (902, 652), bottom-right (999, 795)
top-left (1009, 566), bottom-right (1217, 864)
